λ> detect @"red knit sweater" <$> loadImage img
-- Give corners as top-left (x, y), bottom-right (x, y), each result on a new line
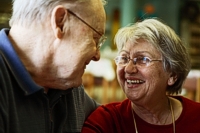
top-left (82, 96), bottom-right (200, 133)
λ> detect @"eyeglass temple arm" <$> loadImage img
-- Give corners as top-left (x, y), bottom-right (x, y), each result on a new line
top-left (67, 9), bottom-right (103, 36)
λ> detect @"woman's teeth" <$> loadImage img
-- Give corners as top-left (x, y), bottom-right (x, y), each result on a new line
top-left (127, 79), bottom-right (144, 84)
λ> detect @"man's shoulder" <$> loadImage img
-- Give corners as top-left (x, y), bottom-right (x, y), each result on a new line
top-left (0, 53), bottom-right (11, 83)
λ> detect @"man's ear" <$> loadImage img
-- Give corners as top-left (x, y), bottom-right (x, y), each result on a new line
top-left (51, 5), bottom-right (67, 39)
top-left (168, 74), bottom-right (178, 86)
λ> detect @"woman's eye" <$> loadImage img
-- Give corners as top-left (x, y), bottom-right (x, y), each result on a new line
top-left (137, 56), bottom-right (144, 60)
top-left (137, 57), bottom-right (149, 63)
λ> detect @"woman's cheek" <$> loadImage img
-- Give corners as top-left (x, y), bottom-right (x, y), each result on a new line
top-left (117, 66), bottom-right (125, 85)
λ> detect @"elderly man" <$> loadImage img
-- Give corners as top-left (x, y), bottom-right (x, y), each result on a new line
top-left (0, 0), bottom-right (106, 132)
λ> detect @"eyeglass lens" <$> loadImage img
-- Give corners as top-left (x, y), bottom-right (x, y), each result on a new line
top-left (115, 56), bottom-right (161, 67)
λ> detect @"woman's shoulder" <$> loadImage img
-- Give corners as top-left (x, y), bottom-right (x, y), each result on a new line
top-left (88, 98), bottom-right (131, 119)
top-left (173, 95), bottom-right (200, 129)
top-left (100, 99), bottom-right (131, 112)
top-left (174, 95), bottom-right (200, 107)
top-left (83, 99), bottom-right (132, 131)
top-left (173, 96), bottom-right (200, 113)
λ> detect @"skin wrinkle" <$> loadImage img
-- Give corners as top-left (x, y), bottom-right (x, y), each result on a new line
top-left (132, 99), bottom-right (169, 124)
top-left (117, 39), bottom-right (173, 124)
top-left (81, 19), bottom-right (191, 132)
top-left (8, 0), bottom-right (106, 91)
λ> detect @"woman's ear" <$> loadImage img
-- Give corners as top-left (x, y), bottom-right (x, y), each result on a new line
top-left (168, 74), bottom-right (177, 86)
top-left (51, 5), bottom-right (67, 39)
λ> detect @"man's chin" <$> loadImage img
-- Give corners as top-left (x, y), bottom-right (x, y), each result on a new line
top-left (63, 79), bottom-right (82, 89)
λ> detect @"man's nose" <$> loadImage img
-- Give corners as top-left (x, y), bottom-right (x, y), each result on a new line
top-left (92, 50), bottom-right (100, 61)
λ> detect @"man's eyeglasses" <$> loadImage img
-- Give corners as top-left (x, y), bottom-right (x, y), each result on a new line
top-left (114, 56), bottom-right (162, 68)
top-left (67, 9), bottom-right (107, 50)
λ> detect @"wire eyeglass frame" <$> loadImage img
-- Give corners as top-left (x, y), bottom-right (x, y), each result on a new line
top-left (67, 9), bottom-right (107, 49)
top-left (114, 56), bottom-right (162, 67)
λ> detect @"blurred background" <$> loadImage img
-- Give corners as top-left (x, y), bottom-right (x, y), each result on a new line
top-left (0, 0), bottom-right (200, 104)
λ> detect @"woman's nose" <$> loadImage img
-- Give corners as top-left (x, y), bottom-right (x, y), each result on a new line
top-left (124, 60), bottom-right (138, 73)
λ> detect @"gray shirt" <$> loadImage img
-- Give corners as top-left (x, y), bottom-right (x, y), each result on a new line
top-left (0, 29), bottom-right (99, 133)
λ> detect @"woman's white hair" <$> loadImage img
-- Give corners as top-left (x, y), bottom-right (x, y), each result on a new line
top-left (9, 0), bottom-right (106, 27)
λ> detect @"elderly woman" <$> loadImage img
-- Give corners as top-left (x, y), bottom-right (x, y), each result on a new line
top-left (81, 18), bottom-right (200, 133)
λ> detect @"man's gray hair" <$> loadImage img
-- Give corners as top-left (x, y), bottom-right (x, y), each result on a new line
top-left (9, 0), bottom-right (106, 26)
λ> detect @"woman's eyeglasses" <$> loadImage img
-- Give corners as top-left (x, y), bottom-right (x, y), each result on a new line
top-left (114, 56), bottom-right (162, 67)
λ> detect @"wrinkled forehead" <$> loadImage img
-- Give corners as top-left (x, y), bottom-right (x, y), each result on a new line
top-left (117, 37), bottom-right (146, 51)
top-left (117, 38), bottom-right (159, 54)
top-left (115, 23), bottom-right (161, 52)
top-left (74, 0), bottom-right (106, 30)
top-left (118, 39), bottom-right (162, 59)
top-left (75, 0), bottom-right (105, 17)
